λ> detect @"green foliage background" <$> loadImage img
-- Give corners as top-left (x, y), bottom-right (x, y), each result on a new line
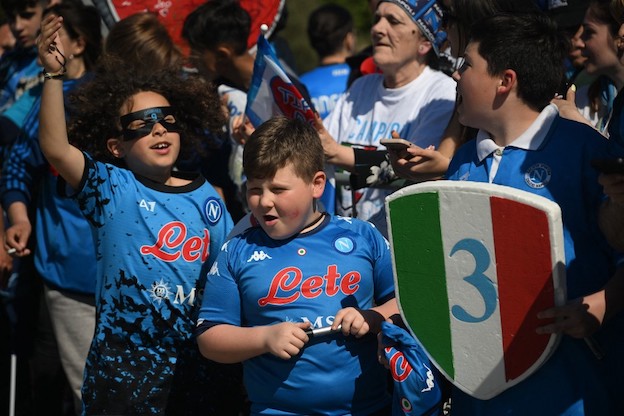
top-left (279, 0), bottom-right (373, 74)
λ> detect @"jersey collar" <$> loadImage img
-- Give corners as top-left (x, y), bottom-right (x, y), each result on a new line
top-left (476, 103), bottom-right (559, 162)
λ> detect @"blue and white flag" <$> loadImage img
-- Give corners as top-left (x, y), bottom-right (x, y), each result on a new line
top-left (245, 34), bottom-right (315, 127)
top-left (245, 34), bottom-right (335, 213)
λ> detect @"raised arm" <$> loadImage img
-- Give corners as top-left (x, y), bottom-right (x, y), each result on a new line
top-left (313, 114), bottom-right (356, 171)
top-left (38, 13), bottom-right (85, 190)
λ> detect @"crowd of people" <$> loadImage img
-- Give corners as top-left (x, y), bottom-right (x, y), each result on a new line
top-left (0, 0), bottom-right (624, 415)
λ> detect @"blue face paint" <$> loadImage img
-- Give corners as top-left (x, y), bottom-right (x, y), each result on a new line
top-left (119, 106), bottom-right (181, 141)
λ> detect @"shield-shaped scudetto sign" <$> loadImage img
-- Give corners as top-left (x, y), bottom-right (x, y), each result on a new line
top-left (385, 181), bottom-right (566, 400)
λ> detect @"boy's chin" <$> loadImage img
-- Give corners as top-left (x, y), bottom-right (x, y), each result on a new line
top-left (259, 224), bottom-right (296, 241)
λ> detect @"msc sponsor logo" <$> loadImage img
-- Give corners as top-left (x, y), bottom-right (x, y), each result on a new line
top-left (147, 279), bottom-right (196, 306)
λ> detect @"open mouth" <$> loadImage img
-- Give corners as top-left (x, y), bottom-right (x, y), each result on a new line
top-left (263, 214), bottom-right (278, 225)
top-left (151, 142), bottom-right (170, 150)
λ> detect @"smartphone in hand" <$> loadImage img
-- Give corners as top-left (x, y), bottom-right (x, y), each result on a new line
top-left (591, 158), bottom-right (624, 174)
top-left (380, 138), bottom-right (413, 152)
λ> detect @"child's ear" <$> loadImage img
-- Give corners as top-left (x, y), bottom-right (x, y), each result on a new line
top-left (106, 138), bottom-right (125, 159)
top-left (311, 171), bottom-right (326, 199)
top-left (497, 69), bottom-right (517, 95)
top-left (72, 36), bottom-right (86, 57)
top-left (216, 45), bottom-right (234, 63)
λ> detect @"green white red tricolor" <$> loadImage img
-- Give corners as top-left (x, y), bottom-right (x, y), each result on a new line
top-left (385, 181), bottom-right (566, 400)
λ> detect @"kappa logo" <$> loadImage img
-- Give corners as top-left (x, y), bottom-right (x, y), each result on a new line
top-left (336, 215), bottom-right (353, 224)
top-left (247, 250), bottom-right (272, 262)
top-left (208, 261), bottom-right (219, 276)
top-left (524, 163), bottom-right (552, 189)
top-left (422, 364), bottom-right (435, 392)
top-left (221, 240), bottom-right (230, 253)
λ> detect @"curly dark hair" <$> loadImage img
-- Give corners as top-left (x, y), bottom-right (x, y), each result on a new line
top-left (67, 60), bottom-right (224, 166)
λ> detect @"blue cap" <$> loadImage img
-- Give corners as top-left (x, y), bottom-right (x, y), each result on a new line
top-left (379, 0), bottom-right (447, 56)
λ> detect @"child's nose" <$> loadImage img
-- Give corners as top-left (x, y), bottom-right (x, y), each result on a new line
top-left (258, 193), bottom-right (274, 208)
top-left (151, 122), bottom-right (167, 136)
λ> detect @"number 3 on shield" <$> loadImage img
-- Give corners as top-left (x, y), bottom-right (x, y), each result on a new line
top-left (450, 238), bottom-right (497, 323)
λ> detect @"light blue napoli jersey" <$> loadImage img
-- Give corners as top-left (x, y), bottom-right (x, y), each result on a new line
top-left (446, 114), bottom-right (624, 415)
top-left (300, 63), bottom-right (350, 120)
top-left (76, 155), bottom-right (241, 415)
top-left (199, 215), bottom-right (394, 415)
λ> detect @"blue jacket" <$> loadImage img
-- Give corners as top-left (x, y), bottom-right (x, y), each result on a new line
top-left (0, 75), bottom-right (96, 295)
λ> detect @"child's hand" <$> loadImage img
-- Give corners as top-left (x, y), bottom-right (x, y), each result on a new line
top-left (37, 13), bottom-right (65, 74)
top-left (4, 221), bottom-right (32, 258)
top-left (312, 112), bottom-right (342, 161)
top-left (536, 294), bottom-right (603, 339)
top-left (386, 132), bottom-right (447, 182)
top-left (263, 322), bottom-right (311, 360)
top-left (334, 307), bottom-right (385, 338)
top-left (551, 84), bottom-right (594, 128)
top-left (231, 114), bottom-right (254, 145)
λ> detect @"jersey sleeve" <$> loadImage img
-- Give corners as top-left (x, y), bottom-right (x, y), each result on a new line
top-left (198, 238), bottom-right (243, 327)
top-left (368, 222), bottom-right (396, 304)
top-left (74, 155), bottom-right (130, 228)
top-left (206, 200), bottom-right (234, 271)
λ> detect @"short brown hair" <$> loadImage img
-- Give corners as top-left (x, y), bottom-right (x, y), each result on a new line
top-left (243, 116), bottom-right (324, 182)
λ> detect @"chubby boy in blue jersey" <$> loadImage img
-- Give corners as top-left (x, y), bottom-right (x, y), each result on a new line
top-left (446, 12), bottom-right (624, 415)
top-left (195, 116), bottom-right (440, 415)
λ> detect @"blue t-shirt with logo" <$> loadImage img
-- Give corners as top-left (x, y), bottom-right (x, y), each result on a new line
top-left (76, 155), bottom-right (241, 415)
top-left (446, 113), bottom-right (624, 415)
top-left (199, 214), bottom-right (394, 415)
top-left (300, 63), bottom-right (350, 120)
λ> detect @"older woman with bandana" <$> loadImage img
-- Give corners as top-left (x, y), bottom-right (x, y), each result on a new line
top-left (317, 0), bottom-right (456, 234)
top-left (386, 0), bottom-right (540, 187)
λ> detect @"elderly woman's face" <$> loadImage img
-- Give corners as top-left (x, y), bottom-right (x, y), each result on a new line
top-left (371, 2), bottom-right (426, 72)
